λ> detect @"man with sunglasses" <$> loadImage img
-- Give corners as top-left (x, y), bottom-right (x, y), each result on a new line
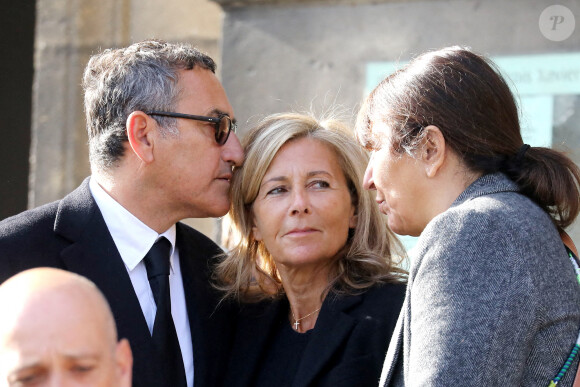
top-left (0, 40), bottom-right (244, 387)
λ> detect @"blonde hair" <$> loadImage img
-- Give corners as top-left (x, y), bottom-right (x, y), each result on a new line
top-left (215, 113), bottom-right (406, 302)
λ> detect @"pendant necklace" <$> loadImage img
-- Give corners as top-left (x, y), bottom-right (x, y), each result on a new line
top-left (290, 306), bottom-right (321, 331)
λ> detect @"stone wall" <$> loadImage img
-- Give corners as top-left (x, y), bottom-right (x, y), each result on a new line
top-left (213, 0), bottom-right (580, 242)
top-left (32, 0), bottom-right (224, 238)
top-left (30, 0), bottom-right (580, 242)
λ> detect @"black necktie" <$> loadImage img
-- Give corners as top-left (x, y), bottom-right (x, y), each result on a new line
top-left (144, 237), bottom-right (188, 387)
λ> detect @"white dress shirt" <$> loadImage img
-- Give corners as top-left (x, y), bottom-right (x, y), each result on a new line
top-left (89, 177), bottom-right (194, 387)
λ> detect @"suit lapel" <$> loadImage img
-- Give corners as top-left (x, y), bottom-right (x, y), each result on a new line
top-left (292, 293), bottom-right (362, 387)
top-left (226, 300), bottom-right (283, 386)
top-left (178, 225), bottom-right (232, 387)
top-left (178, 227), bottom-right (211, 386)
top-left (54, 179), bottom-right (163, 386)
top-left (379, 308), bottom-right (404, 386)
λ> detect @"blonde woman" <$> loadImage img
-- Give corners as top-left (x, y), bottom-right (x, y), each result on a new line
top-left (216, 113), bottom-right (406, 387)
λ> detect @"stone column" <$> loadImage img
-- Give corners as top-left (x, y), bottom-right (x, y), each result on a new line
top-left (31, 0), bottom-right (131, 207)
top-left (32, 0), bottom-right (224, 240)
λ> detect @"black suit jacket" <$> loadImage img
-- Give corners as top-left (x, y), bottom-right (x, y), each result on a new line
top-left (225, 283), bottom-right (405, 387)
top-left (0, 178), bottom-right (237, 387)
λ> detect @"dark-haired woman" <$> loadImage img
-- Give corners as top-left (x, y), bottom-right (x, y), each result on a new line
top-left (357, 46), bottom-right (580, 386)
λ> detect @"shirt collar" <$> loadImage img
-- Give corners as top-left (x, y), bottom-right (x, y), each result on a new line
top-left (89, 177), bottom-right (177, 271)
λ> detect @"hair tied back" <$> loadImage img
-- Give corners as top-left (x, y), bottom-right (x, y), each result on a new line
top-left (515, 144), bottom-right (531, 164)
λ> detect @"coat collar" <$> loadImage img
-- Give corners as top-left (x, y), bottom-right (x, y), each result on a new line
top-left (293, 292), bottom-right (362, 386)
top-left (54, 177), bottom-right (166, 386)
top-left (379, 298), bottom-right (406, 386)
top-left (177, 224), bottom-right (229, 387)
top-left (381, 173), bottom-right (521, 386)
top-left (452, 172), bottom-right (519, 209)
top-left (229, 291), bottom-right (364, 386)
top-left (225, 299), bottom-right (282, 386)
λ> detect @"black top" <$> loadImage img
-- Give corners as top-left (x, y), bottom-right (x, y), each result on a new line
top-left (254, 301), bottom-right (313, 387)
top-left (226, 283), bottom-right (406, 387)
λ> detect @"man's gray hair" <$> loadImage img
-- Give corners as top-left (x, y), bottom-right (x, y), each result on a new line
top-left (82, 39), bottom-right (216, 171)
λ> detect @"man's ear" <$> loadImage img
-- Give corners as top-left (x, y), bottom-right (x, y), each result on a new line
top-left (421, 125), bottom-right (446, 178)
top-left (126, 111), bottom-right (156, 164)
top-left (116, 338), bottom-right (133, 387)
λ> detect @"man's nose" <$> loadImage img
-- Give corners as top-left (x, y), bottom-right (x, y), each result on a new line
top-left (222, 132), bottom-right (244, 167)
top-left (363, 162), bottom-right (376, 191)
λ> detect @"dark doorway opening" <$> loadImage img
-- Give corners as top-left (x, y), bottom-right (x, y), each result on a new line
top-left (1, 2), bottom-right (36, 220)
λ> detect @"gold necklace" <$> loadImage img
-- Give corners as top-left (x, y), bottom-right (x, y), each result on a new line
top-left (290, 307), bottom-right (321, 331)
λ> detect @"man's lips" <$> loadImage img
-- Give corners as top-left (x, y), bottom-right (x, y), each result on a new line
top-left (377, 200), bottom-right (389, 214)
top-left (216, 174), bottom-right (232, 182)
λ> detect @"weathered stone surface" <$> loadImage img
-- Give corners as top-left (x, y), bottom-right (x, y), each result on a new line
top-left (214, 0), bottom-right (418, 7)
top-left (32, 0), bottom-right (223, 240)
top-left (31, 0), bottom-right (580, 242)
top-left (216, 0), bottom-right (580, 242)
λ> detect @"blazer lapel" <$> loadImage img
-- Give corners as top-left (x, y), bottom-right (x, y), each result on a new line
top-left (292, 294), bottom-right (362, 387)
top-left (54, 179), bottom-right (163, 386)
top-left (379, 308), bottom-right (404, 387)
top-left (178, 228), bottom-right (212, 386)
top-left (178, 225), bottom-right (236, 387)
top-left (226, 300), bottom-right (283, 386)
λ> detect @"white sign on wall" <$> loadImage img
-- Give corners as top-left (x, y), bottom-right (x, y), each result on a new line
top-left (366, 52), bottom-right (580, 147)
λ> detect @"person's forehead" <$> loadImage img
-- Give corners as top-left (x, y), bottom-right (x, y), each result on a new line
top-left (370, 119), bottom-right (392, 135)
top-left (263, 138), bottom-right (345, 181)
top-left (3, 288), bottom-right (112, 348)
top-left (368, 120), bottom-right (395, 145)
top-left (10, 309), bottom-right (109, 346)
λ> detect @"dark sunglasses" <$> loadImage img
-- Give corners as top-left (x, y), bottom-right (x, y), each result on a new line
top-left (146, 111), bottom-right (236, 145)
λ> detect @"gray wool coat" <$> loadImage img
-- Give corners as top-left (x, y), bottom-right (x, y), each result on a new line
top-left (381, 173), bottom-right (580, 386)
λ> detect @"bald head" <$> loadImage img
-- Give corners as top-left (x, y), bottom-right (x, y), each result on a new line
top-left (0, 268), bottom-right (132, 387)
top-left (0, 268), bottom-right (118, 344)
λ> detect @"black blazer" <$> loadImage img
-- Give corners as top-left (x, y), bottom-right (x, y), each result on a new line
top-left (0, 178), bottom-right (237, 387)
top-left (225, 283), bottom-right (405, 387)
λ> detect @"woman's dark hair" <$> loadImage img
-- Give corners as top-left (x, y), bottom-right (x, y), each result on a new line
top-left (356, 46), bottom-right (580, 229)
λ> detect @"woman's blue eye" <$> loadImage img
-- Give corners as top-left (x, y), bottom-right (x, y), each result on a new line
top-left (267, 186), bottom-right (286, 195)
top-left (311, 180), bottom-right (330, 188)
